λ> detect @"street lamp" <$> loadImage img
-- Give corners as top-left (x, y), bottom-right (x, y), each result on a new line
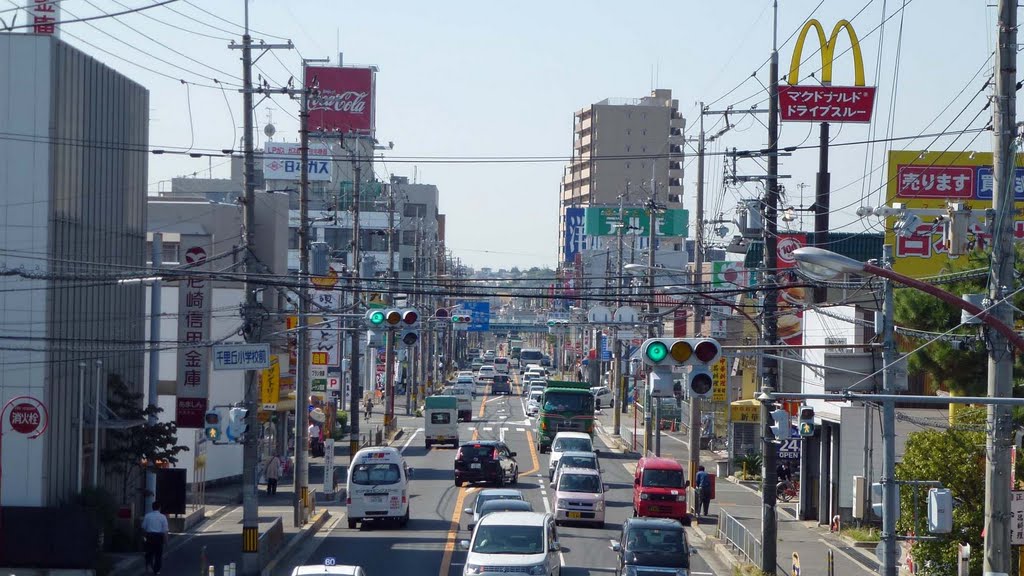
top-left (792, 246), bottom-right (1024, 576)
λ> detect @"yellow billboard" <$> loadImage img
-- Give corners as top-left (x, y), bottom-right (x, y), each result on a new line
top-left (885, 150), bottom-right (1024, 278)
top-left (711, 357), bottom-right (728, 402)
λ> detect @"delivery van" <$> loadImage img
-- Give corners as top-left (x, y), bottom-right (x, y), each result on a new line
top-left (347, 446), bottom-right (411, 529)
top-left (424, 396), bottom-right (459, 448)
top-left (633, 456), bottom-right (690, 523)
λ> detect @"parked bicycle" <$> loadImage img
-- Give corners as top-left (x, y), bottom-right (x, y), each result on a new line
top-left (776, 479), bottom-right (799, 502)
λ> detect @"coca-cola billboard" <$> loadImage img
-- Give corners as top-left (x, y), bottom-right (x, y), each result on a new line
top-left (306, 66), bottom-right (375, 134)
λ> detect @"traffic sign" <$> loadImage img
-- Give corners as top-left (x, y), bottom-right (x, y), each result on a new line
top-left (9, 402), bottom-right (42, 435)
top-left (213, 343), bottom-right (271, 371)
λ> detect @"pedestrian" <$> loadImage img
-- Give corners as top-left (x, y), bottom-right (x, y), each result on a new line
top-left (694, 466), bottom-right (708, 518)
top-left (265, 452), bottom-right (282, 496)
top-left (698, 466), bottom-right (713, 516)
top-left (364, 397), bottom-right (374, 420)
top-left (141, 501), bottom-right (169, 574)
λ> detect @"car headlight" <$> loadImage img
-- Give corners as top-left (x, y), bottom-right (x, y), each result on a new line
top-left (676, 494), bottom-right (686, 502)
top-left (640, 493), bottom-right (649, 500)
top-left (527, 564), bottom-right (547, 575)
top-left (464, 563), bottom-right (482, 575)
top-left (556, 499), bottom-right (568, 508)
top-left (594, 500), bottom-right (604, 510)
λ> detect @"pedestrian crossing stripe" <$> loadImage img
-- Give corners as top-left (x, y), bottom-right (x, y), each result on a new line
top-left (483, 427), bottom-right (493, 431)
top-left (516, 428), bottom-right (524, 432)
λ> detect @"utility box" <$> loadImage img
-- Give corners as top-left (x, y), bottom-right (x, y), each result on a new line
top-left (928, 488), bottom-right (953, 533)
top-left (852, 475), bottom-right (866, 519)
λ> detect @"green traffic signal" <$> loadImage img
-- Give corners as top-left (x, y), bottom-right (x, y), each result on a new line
top-left (645, 341), bottom-right (668, 363)
top-left (369, 310), bottom-right (385, 325)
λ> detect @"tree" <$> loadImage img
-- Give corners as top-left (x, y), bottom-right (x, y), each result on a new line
top-left (895, 407), bottom-right (985, 575)
top-left (101, 374), bottom-right (188, 502)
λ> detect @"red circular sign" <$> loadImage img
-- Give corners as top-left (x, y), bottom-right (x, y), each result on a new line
top-left (9, 402), bottom-right (42, 435)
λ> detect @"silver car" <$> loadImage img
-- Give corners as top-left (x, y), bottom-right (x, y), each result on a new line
top-left (463, 488), bottom-right (526, 530)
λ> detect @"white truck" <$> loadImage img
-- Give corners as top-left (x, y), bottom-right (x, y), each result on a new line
top-left (424, 395), bottom-right (459, 448)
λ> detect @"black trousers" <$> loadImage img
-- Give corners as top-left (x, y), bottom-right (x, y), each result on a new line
top-left (144, 532), bottom-right (164, 573)
top-left (267, 478), bottom-right (278, 495)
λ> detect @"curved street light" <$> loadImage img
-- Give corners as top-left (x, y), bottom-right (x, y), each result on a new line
top-left (792, 247), bottom-right (1024, 353)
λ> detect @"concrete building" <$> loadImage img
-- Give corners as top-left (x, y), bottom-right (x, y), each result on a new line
top-left (145, 194), bottom-right (289, 485)
top-left (0, 33), bottom-right (148, 507)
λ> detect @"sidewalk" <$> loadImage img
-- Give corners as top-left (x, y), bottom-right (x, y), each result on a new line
top-left (593, 405), bottom-right (879, 576)
top-left (109, 429), bottom-right (378, 576)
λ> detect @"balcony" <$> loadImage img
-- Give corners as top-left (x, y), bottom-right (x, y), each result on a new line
top-left (668, 166), bottom-right (684, 180)
top-left (671, 116), bottom-right (686, 130)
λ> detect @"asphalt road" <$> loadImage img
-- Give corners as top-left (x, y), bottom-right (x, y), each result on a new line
top-left (276, 380), bottom-right (723, 576)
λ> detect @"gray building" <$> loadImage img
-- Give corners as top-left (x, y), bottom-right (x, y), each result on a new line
top-left (0, 33), bottom-right (148, 506)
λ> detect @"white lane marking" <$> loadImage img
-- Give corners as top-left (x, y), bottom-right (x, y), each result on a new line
top-left (484, 396), bottom-right (504, 404)
top-left (541, 492), bottom-right (551, 513)
top-left (401, 428), bottom-right (422, 454)
top-left (483, 427), bottom-right (493, 431)
top-left (499, 426), bottom-right (505, 443)
top-left (516, 428), bottom-right (525, 432)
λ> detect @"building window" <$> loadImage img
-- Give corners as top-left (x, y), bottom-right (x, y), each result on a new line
top-left (402, 230), bottom-right (417, 245)
top-left (324, 228), bottom-right (352, 250)
top-left (288, 229), bottom-right (300, 250)
top-left (149, 241), bottom-right (179, 264)
top-left (403, 203), bottom-right (427, 218)
top-left (626, 145), bottom-right (631, 153)
top-left (401, 257), bottom-right (415, 272)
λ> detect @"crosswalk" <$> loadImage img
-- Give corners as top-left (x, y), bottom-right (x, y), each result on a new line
top-left (461, 426), bottom-right (527, 433)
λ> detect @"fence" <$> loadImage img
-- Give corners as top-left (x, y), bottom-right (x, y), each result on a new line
top-left (717, 509), bottom-right (762, 566)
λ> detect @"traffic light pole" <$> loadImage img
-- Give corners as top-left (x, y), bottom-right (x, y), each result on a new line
top-left (688, 104), bottom-right (706, 486)
top-left (384, 186), bottom-right (397, 435)
top-left (293, 62), bottom-right (311, 528)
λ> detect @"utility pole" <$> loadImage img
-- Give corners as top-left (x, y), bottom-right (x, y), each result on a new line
top-left (644, 183), bottom-right (659, 455)
top-left (384, 184), bottom-right (398, 434)
top-left (688, 104), bottom-right (706, 487)
top-left (408, 224), bottom-right (421, 415)
top-left (146, 233), bottom-right (162, 514)
top-left (879, 245), bottom-right (898, 576)
top-left (612, 195), bottom-right (625, 437)
top-left (293, 61), bottom-right (312, 528)
top-left (985, 0), bottom-right (1017, 572)
top-left (348, 148), bottom-right (363, 460)
top-left (812, 118), bottom-right (831, 304)
top-left (760, 2), bottom-right (781, 574)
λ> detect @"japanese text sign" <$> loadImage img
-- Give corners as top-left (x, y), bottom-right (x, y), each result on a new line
top-left (26, 0), bottom-right (59, 36)
top-left (212, 343), bottom-right (271, 370)
top-left (176, 235), bottom-right (212, 428)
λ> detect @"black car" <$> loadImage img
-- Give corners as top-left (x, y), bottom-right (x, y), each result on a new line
top-left (610, 517), bottom-right (694, 574)
top-left (491, 374), bottom-right (512, 395)
top-left (454, 440), bottom-right (519, 487)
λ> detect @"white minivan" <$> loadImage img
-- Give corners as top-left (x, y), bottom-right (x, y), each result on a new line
top-left (460, 511), bottom-right (562, 576)
top-left (346, 446), bottom-right (411, 529)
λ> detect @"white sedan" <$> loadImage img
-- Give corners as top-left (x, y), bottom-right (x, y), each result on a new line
top-left (590, 386), bottom-right (614, 409)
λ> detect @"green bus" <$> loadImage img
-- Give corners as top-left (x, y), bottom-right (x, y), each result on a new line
top-left (535, 380), bottom-right (595, 453)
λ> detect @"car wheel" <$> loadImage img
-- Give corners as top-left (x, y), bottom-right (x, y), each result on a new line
top-left (400, 507), bottom-right (410, 527)
top-left (425, 440), bottom-right (432, 449)
top-left (455, 479), bottom-right (463, 487)
top-left (511, 467), bottom-right (519, 485)
top-left (632, 508), bottom-right (638, 517)
top-left (496, 473), bottom-right (505, 487)
top-left (348, 518), bottom-right (357, 529)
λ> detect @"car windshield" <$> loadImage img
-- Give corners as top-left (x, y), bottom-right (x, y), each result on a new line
top-left (553, 437), bottom-right (592, 453)
top-left (471, 525), bottom-right (544, 554)
top-left (543, 392), bottom-right (594, 413)
top-left (529, 393), bottom-right (542, 403)
top-left (560, 455), bottom-right (597, 470)
top-left (559, 473), bottom-right (600, 493)
top-left (351, 463), bottom-right (400, 485)
top-left (475, 492), bottom-right (523, 512)
top-left (642, 469), bottom-right (685, 488)
top-left (626, 527), bottom-right (687, 554)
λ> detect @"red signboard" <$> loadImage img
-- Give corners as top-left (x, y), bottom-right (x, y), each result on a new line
top-left (779, 85), bottom-right (876, 123)
top-left (776, 233), bottom-right (807, 346)
top-left (673, 309), bottom-right (688, 337)
top-left (9, 402), bottom-right (41, 435)
top-left (306, 66), bottom-right (375, 134)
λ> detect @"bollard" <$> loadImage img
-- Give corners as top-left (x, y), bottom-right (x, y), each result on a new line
top-left (223, 565), bottom-right (230, 576)
top-left (208, 567), bottom-right (215, 576)
top-left (229, 562), bottom-right (237, 576)
top-left (827, 549), bottom-right (834, 576)
top-left (199, 545), bottom-right (208, 576)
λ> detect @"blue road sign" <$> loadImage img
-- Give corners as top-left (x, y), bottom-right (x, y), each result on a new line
top-left (600, 333), bottom-right (611, 361)
top-left (457, 301), bottom-right (491, 332)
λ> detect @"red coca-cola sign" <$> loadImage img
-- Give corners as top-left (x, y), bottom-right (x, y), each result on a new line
top-left (306, 66), bottom-right (375, 134)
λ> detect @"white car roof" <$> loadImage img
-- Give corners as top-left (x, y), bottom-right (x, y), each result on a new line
top-left (477, 510), bottom-right (548, 527)
top-left (554, 432), bottom-right (592, 440)
top-left (291, 567), bottom-right (360, 576)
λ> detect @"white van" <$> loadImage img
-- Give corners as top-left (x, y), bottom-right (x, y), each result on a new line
top-left (493, 357), bottom-right (510, 374)
top-left (448, 384), bottom-right (475, 422)
top-left (424, 396), bottom-right (459, 448)
top-left (346, 446), bottom-right (411, 529)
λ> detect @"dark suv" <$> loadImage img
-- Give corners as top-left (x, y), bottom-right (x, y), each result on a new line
top-left (491, 374), bottom-right (512, 395)
top-left (454, 440), bottom-right (519, 487)
top-left (610, 517), bottom-right (694, 575)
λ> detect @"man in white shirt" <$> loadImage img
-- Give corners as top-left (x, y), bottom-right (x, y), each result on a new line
top-left (141, 501), bottom-right (169, 574)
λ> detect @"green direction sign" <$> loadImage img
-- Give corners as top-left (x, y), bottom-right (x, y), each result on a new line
top-left (583, 206), bottom-right (689, 237)
top-left (311, 378), bottom-right (327, 393)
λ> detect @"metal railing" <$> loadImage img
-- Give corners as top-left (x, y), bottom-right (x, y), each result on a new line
top-left (359, 424), bottom-right (384, 448)
top-left (717, 509), bottom-right (762, 566)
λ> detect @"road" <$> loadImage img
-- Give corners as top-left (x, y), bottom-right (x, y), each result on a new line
top-left (275, 378), bottom-right (724, 576)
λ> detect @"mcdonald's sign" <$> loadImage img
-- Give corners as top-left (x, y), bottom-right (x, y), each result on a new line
top-left (779, 19), bottom-right (876, 123)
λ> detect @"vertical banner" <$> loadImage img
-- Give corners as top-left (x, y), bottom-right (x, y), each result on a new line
top-left (176, 236), bottom-right (212, 428)
top-left (311, 289), bottom-right (341, 366)
top-left (711, 357), bottom-right (728, 402)
top-left (775, 234), bottom-right (807, 346)
top-left (25, 0), bottom-right (60, 36)
top-left (709, 306), bottom-right (730, 338)
top-left (260, 355), bottom-right (282, 411)
top-left (672, 309), bottom-right (688, 337)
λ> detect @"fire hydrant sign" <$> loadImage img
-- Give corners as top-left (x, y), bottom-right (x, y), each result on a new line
top-left (176, 236), bottom-right (212, 428)
top-left (10, 402), bottom-right (42, 434)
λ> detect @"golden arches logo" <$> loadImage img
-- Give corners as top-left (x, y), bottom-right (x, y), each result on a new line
top-left (789, 19), bottom-right (866, 87)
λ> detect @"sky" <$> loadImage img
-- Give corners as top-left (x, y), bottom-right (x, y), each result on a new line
top-left (32, 0), bottom-right (1000, 270)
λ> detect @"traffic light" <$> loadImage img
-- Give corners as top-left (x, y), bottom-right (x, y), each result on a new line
top-left (226, 406), bottom-right (248, 443)
top-left (798, 405), bottom-right (815, 437)
top-left (871, 482), bottom-right (900, 521)
top-left (451, 313), bottom-right (472, 325)
top-left (400, 329), bottom-right (419, 347)
top-left (639, 338), bottom-right (721, 366)
top-left (435, 307), bottom-right (450, 319)
top-left (365, 309), bottom-right (386, 328)
top-left (638, 338), bottom-right (721, 398)
top-left (769, 408), bottom-right (791, 440)
top-left (377, 308), bottom-right (419, 347)
top-left (204, 409), bottom-right (222, 442)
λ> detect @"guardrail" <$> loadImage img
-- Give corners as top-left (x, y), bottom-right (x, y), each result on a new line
top-left (717, 509), bottom-right (762, 565)
top-left (359, 425), bottom-right (384, 448)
